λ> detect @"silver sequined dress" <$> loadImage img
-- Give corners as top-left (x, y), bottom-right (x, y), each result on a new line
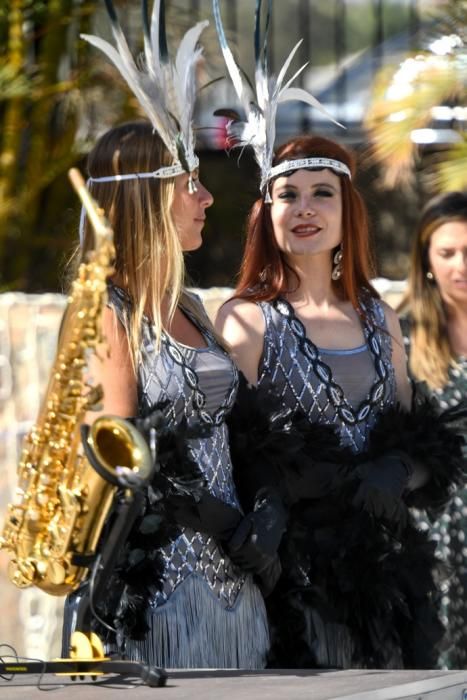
top-left (258, 296), bottom-right (396, 453)
top-left (257, 295), bottom-right (398, 668)
top-left (63, 285), bottom-right (269, 669)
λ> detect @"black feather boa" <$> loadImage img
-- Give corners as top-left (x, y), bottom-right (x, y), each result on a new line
top-left (227, 375), bottom-right (353, 511)
top-left (227, 375), bottom-right (465, 669)
top-left (90, 406), bottom-right (210, 646)
top-left (365, 398), bottom-right (466, 516)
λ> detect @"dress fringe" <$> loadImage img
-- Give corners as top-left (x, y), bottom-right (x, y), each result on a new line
top-left (122, 573), bottom-right (269, 669)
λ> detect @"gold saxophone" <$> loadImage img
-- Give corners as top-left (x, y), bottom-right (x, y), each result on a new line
top-left (0, 169), bottom-right (151, 596)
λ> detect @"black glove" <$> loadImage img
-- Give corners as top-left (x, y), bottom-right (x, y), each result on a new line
top-left (226, 488), bottom-right (286, 596)
top-left (226, 488), bottom-right (287, 564)
top-left (167, 490), bottom-right (242, 540)
top-left (352, 450), bottom-right (413, 525)
top-left (168, 487), bottom-right (286, 594)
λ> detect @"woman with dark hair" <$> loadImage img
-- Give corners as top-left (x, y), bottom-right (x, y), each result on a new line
top-left (219, 135), bottom-right (409, 426)
top-left (207, 0), bottom-right (463, 670)
top-left (399, 191), bottom-right (467, 669)
top-left (214, 135), bottom-right (464, 670)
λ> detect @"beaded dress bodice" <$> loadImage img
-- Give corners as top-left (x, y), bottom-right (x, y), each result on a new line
top-left (63, 287), bottom-right (269, 670)
top-left (108, 285), bottom-right (245, 608)
top-left (257, 296), bottom-right (397, 453)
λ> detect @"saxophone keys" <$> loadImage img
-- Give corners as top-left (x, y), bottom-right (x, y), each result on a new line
top-left (10, 503), bottom-right (24, 524)
top-left (13, 487), bottom-right (25, 502)
top-left (46, 560), bottom-right (67, 585)
top-left (36, 559), bottom-right (48, 577)
top-left (25, 508), bottom-right (42, 532)
top-left (9, 559), bottom-right (35, 587)
top-left (25, 507), bottom-right (40, 521)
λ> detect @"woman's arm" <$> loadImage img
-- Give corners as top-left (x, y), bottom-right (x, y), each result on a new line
top-left (382, 301), bottom-right (412, 410)
top-left (215, 299), bottom-right (265, 386)
top-left (86, 305), bottom-right (138, 420)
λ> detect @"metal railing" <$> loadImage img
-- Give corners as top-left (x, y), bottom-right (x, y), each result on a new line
top-left (192, 0), bottom-right (425, 144)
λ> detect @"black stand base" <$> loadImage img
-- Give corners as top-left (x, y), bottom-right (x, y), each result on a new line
top-left (0, 658), bottom-right (167, 687)
top-left (0, 631), bottom-right (167, 688)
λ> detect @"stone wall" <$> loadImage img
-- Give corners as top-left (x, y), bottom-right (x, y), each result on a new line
top-left (0, 281), bottom-right (405, 659)
top-left (0, 293), bottom-right (66, 659)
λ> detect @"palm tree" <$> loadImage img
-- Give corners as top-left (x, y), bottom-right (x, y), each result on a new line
top-left (365, 0), bottom-right (467, 191)
top-left (0, 0), bottom-right (100, 290)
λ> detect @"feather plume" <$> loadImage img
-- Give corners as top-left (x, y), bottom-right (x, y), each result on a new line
top-left (82, 0), bottom-right (208, 171)
top-left (213, 0), bottom-right (343, 190)
top-left (212, 0), bottom-right (252, 109)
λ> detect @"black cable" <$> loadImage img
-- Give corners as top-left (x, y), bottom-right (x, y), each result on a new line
top-left (89, 553), bottom-right (118, 635)
top-left (0, 645), bottom-right (61, 691)
top-left (0, 643), bottom-right (18, 681)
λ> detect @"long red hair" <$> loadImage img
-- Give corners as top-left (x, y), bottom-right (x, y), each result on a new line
top-left (235, 135), bottom-right (378, 311)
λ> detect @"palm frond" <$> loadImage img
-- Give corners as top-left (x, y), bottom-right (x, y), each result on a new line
top-left (0, 63), bottom-right (31, 101)
top-left (434, 137), bottom-right (467, 191)
top-left (435, 0), bottom-right (467, 43)
top-left (366, 52), bottom-right (465, 186)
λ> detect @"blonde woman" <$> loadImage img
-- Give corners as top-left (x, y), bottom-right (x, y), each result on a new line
top-left (399, 191), bottom-right (467, 669)
top-left (61, 121), bottom-right (272, 669)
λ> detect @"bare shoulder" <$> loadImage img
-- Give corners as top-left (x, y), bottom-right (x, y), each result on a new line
top-left (87, 305), bottom-right (137, 417)
top-left (215, 299), bottom-right (265, 386)
top-left (216, 298), bottom-right (264, 329)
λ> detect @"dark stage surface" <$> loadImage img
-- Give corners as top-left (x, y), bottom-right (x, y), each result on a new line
top-left (2, 668), bottom-right (467, 699)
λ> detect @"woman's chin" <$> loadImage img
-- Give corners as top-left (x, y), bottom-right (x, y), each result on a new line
top-left (181, 234), bottom-right (203, 252)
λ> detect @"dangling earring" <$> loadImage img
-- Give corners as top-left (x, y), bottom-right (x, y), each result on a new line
top-left (426, 271), bottom-right (434, 280)
top-left (331, 246), bottom-right (343, 281)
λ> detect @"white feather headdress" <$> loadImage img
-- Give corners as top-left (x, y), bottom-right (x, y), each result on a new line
top-left (212, 0), bottom-right (343, 199)
top-left (81, 0), bottom-right (208, 180)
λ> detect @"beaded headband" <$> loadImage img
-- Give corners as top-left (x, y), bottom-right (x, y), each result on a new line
top-left (268, 157), bottom-right (351, 185)
top-left (78, 161), bottom-right (199, 245)
top-left (86, 160), bottom-right (199, 185)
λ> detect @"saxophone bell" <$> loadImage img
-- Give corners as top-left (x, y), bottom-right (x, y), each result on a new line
top-left (81, 416), bottom-right (154, 488)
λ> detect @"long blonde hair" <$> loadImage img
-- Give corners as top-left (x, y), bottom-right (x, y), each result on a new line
top-left (73, 120), bottom-right (209, 365)
top-left (398, 191), bottom-right (467, 389)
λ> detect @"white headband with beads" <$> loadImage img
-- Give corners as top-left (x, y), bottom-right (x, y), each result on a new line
top-left (78, 157), bottom-right (199, 246)
top-left (264, 157), bottom-right (351, 203)
top-left (87, 156), bottom-right (199, 186)
top-left (268, 157), bottom-right (351, 182)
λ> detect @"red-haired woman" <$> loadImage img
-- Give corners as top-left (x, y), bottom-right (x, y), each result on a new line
top-left (217, 135), bottom-right (411, 427)
top-left (216, 136), bottom-right (464, 670)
